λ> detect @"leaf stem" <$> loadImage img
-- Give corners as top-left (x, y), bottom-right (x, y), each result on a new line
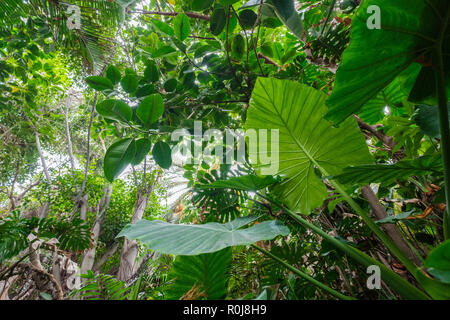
top-left (256, 193), bottom-right (430, 300)
top-left (434, 8), bottom-right (450, 239)
top-left (327, 178), bottom-right (418, 275)
top-left (250, 244), bottom-right (355, 300)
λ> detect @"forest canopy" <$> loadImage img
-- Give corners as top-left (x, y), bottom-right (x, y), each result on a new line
top-left (0, 0), bottom-right (450, 301)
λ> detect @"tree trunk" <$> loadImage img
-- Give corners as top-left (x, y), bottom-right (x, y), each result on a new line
top-left (80, 185), bottom-right (112, 275)
top-left (34, 130), bottom-right (51, 182)
top-left (117, 192), bottom-right (148, 282)
top-left (64, 96), bottom-right (76, 171)
top-left (34, 129), bottom-right (51, 219)
top-left (93, 241), bottom-right (119, 273)
top-left (361, 185), bottom-right (421, 266)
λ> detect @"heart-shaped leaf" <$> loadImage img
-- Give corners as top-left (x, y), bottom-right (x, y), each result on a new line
top-left (245, 77), bottom-right (372, 213)
top-left (325, 0), bottom-right (450, 124)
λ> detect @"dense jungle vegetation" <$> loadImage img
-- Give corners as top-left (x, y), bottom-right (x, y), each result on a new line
top-left (0, 0), bottom-right (450, 301)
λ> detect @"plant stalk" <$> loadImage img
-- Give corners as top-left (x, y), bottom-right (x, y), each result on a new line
top-left (328, 179), bottom-right (418, 274)
top-left (257, 193), bottom-right (430, 300)
top-left (250, 244), bottom-right (355, 300)
top-left (435, 9), bottom-right (450, 239)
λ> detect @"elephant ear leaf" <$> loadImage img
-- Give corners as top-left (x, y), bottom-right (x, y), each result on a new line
top-left (271, 0), bottom-right (304, 40)
top-left (116, 215), bottom-right (289, 255)
top-left (325, 0), bottom-right (450, 124)
top-left (245, 77), bottom-right (372, 213)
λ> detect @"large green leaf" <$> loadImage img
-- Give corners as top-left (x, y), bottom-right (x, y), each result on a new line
top-left (239, 9), bottom-right (258, 29)
top-left (120, 74), bottom-right (139, 94)
top-left (415, 269), bottom-right (450, 300)
top-left (358, 64), bottom-right (421, 124)
top-left (136, 94), bottom-right (164, 127)
top-left (152, 141), bottom-right (172, 169)
top-left (210, 8), bottom-right (227, 36)
top-left (143, 61), bottom-right (159, 83)
top-left (191, 0), bottom-right (215, 12)
top-left (333, 155), bottom-right (443, 185)
top-left (325, 0), bottom-right (450, 124)
top-left (165, 248), bottom-right (231, 300)
top-left (270, 0), bottom-right (303, 40)
top-left (424, 240), bottom-right (450, 284)
top-left (173, 13), bottom-right (190, 41)
top-left (151, 19), bottom-right (174, 37)
top-left (96, 99), bottom-right (132, 123)
top-left (104, 138), bottom-right (136, 182)
top-left (85, 76), bottom-right (113, 91)
top-left (414, 104), bottom-right (450, 138)
top-left (130, 138), bottom-right (151, 166)
top-left (105, 65), bottom-right (121, 85)
top-left (199, 175), bottom-right (278, 191)
top-left (116, 215), bottom-right (289, 255)
top-left (245, 77), bottom-right (372, 213)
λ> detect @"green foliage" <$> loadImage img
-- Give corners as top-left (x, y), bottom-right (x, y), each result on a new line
top-left (96, 99), bottom-right (133, 123)
top-left (106, 65), bottom-right (122, 85)
top-left (72, 271), bottom-right (130, 300)
top-left (424, 240), bottom-right (450, 284)
top-left (173, 13), bottom-right (190, 41)
top-left (414, 104), bottom-right (450, 138)
top-left (239, 9), bottom-right (257, 29)
top-left (326, 0), bottom-right (450, 123)
top-left (103, 138), bottom-right (136, 182)
top-left (245, 77), bottom-right (372, 213)
top-left (210, 8), bottom-right (227, 35)
top-left (117, 215), bottom-right (289, 255)
top-left (166, 248), bottom-right (231, 300)
top-left (333, 155), bottom-right (443, 185)
top-left (152, 141), bottom-right (172, 169)
top-left (270, 0), bottom-right (304, 40)
top-left (199, 175), bottom-right (278, 191)
top-left (121, 74), bottom-right (139, 94)
top-left (85, 76), bottom-right (114, 91)
top-left (136, 94), bottom-right (165, 127)
top-left (2, 0), bottom-right (450, 302)
top-left (0, 212), bottom-right (91, 262)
